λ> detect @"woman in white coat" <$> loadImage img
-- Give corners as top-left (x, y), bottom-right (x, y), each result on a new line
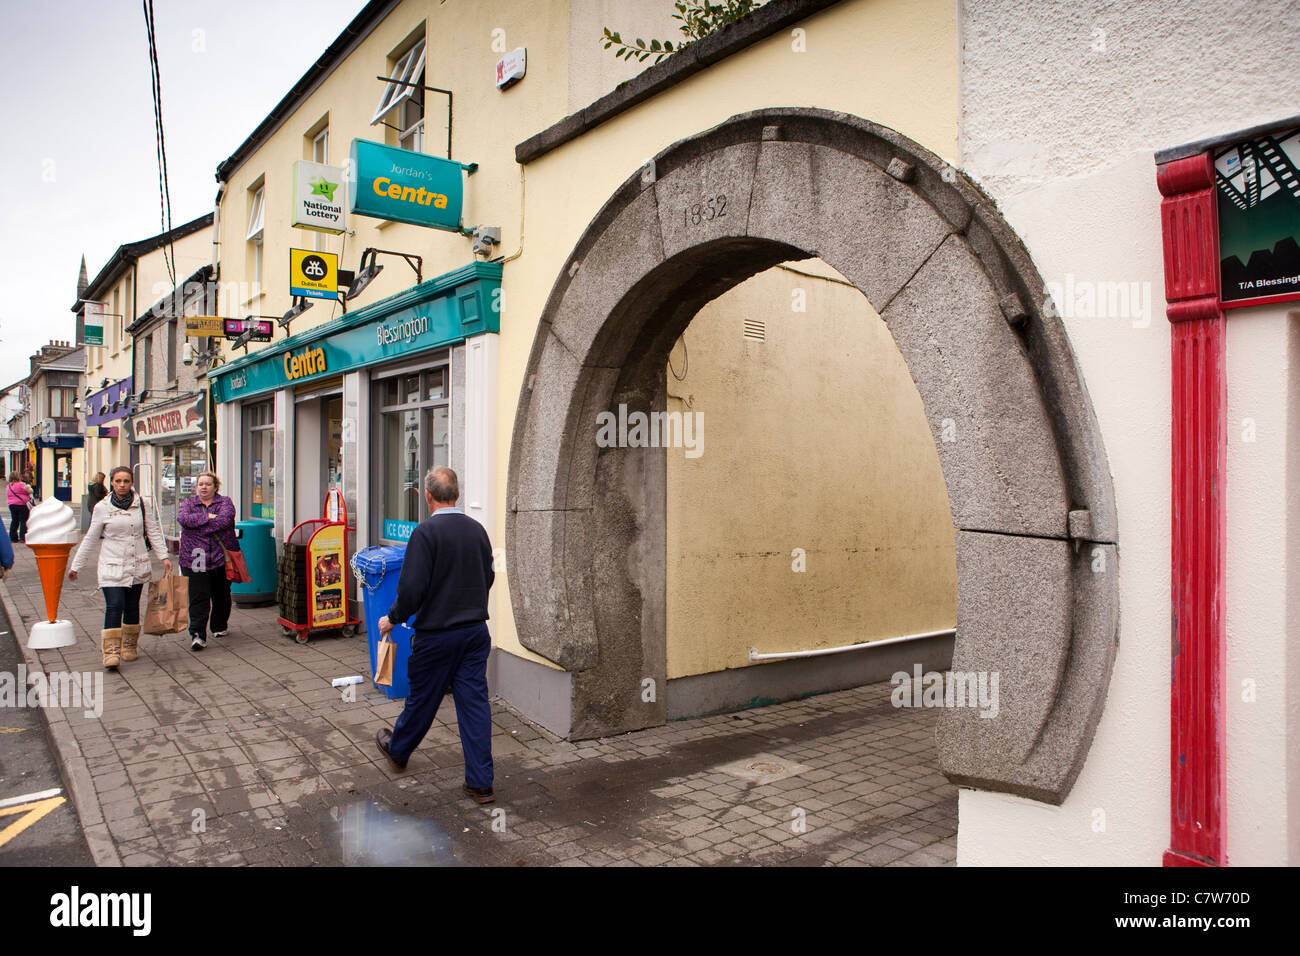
top-left (69, 467), bottom-right (171, 668)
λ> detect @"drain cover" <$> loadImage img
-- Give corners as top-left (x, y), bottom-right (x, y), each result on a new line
top-left (715, 753), bottom-right (811, 784)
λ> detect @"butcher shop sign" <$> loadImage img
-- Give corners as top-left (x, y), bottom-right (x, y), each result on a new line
top-left (125, 395), bottom-right (206, 444)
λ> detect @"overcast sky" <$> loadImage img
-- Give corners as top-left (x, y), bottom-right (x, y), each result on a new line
top-left (0, 0), bottom-right (367, 388)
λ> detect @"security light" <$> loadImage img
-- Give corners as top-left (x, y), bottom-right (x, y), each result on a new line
top-left (279, 297), bottom-right (314, 331)
top-left (343, 253), bottom-right (383, 302)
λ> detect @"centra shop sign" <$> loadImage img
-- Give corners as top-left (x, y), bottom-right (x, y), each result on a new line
top-left (349, 138), bottom-right (474, 232)
top-left (285, 346), bottom-right (327, 380)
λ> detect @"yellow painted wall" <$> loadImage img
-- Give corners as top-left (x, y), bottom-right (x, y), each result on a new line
top-left (664, 262), bottom-right (956, 678)
top-left (203, 0), bottom-right (959, 670)
top-left (491, 0), bottom-right (960, 666)
top-left (212, 0), bottom-right (571, 340)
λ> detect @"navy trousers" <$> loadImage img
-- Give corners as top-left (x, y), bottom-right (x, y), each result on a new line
top-left (388, 621), bottom-right (493, 789)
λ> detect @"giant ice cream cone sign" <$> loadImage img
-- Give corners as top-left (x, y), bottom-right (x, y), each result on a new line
top-left (25, 498), bottom-right (79, 649)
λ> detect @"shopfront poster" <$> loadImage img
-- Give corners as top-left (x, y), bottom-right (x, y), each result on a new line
top-left (253, 459), bottom-right (263, 505)
top-left (309, 523), bottom-right (347, 627)
top-left (1217, 127), bottom-right (1300, 307)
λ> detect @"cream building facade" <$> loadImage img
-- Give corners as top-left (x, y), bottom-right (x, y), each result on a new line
top-left (199, 0), bottom-right (1299, 867)
top-left (76, 215), bottom-right (213, 496)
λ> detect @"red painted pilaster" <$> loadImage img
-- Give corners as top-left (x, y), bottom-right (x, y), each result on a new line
top-left (1157, 153), bottom-right (1226, 867)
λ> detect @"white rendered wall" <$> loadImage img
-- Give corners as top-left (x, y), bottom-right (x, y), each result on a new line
top-left (956, 0), bottom-right (1300, 865)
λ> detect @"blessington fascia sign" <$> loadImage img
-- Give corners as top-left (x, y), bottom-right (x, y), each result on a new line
top-left (208, 262), bottom-right (500, 403)
top-left (348, 138), bottom-right (470, 232)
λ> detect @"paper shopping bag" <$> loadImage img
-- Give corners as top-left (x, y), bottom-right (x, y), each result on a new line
top-left (144, 572), bottom-right (187, 635)
top-left (374, 635), bottom-right (395, 687)
top-left (169, 574), bottom-right (189, 632)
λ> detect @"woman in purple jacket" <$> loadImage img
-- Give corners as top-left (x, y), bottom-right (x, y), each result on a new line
top-left (177, 471), bottom-right (237, 651)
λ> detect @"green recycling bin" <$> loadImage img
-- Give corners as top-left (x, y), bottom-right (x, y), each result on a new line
top-left (232, 519), bottom-right (276, 605)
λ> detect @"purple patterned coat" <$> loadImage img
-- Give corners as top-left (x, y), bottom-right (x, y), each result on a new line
top-left (177, 493), bottom-right (238, 571)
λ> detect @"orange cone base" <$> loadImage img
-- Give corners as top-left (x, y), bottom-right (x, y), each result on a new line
top-left (28, 543), bottom-right (73, 624)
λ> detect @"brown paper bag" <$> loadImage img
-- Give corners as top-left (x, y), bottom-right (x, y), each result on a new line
top-left (144, 573), bottom-right (189, 635)
top-left (374, 635), bottom-right (395, 687)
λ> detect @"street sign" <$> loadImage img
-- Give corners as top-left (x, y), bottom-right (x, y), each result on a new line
top-left (290, 248), bottom-right (340, 300)
top-left (223, 319), bottom-right (273, 342)
top-left (185, 316), bottom-right (225, 338)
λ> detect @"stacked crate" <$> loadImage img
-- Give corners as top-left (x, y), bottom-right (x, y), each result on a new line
top-left (277, 542), bottom-right (310, 625)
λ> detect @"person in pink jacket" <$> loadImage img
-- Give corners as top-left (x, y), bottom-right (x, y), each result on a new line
top-left (7, 472), bottom-right (33, 542)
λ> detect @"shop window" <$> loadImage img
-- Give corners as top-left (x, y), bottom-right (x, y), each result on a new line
top-left (242, 399), bottom-right (275, 519)
top-left (373, 362), bottom-right (449, 543)
top-left (158, 441), bottom-right (207, 540)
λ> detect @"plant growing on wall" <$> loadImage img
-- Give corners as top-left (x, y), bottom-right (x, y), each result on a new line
top-left (602, 1), bottom-right (768, 65)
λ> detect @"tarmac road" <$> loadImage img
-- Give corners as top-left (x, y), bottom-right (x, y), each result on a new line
top-left (0, 596), bottom-right (94, 866)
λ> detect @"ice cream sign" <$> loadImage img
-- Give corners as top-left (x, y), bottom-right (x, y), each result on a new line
top-left (348, 138), bottom-right (473, 232)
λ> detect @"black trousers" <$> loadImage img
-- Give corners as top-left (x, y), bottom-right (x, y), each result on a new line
top-left (183, 566), bottom-right (231, 635)
top-left (8, 504), bottom-right (27, 542)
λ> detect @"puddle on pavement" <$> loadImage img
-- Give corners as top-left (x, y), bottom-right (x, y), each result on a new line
top-left (320, 799), bottom-right (462, 866)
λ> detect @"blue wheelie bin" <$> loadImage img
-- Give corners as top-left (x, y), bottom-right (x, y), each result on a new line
top-left (350, 545), bottom-right (413, 699)
top-left (232, 519), bottom-right (276, 605)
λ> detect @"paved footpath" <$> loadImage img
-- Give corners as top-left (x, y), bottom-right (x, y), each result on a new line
top-left (0, 539), bottom-right (957, 867)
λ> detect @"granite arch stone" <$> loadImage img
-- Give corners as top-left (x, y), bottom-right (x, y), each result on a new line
top-left (506, 108), bottom-right (1119, 803)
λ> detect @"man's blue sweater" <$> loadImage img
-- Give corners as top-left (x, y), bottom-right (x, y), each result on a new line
top-left (386, 508), bottom-right (494, 633)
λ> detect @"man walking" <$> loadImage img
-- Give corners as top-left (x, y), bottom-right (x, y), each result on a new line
top-left (375, 466), bottom-right (496, 804)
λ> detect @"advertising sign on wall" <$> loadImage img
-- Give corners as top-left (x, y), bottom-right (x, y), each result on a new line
top-left (291, 161), bottom-right (347, 234)
top-left (123, 394), bottom-right (205, 444)
top-left (185, 316), bottom-right (226, 338)
top-left (83, 301), bottom-right (105, 346)
top-left (349, 138), bottom-right (468, 232)
top-left (309, 523), bottom-right (347, 628)
top-left (1216, 127), bottom-right (1300, 308)
top-left (289, 248), bottom-right (340, 301)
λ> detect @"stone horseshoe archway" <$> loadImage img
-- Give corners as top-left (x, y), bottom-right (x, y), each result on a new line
top-left (506, 108), bottom-right (1118, 804)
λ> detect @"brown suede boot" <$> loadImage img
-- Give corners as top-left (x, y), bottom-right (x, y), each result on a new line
top-left (101, 628), bottom-right (122, 670)
top-left (121, 624), bottom-right (142, 662)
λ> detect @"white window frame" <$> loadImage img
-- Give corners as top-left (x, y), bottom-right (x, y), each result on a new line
top-left (371, 38), bottom-right (425, 125)
top-left (312, 128), bottom-right (329, 165)
top-left (246, 186), bottom-right (265, 241)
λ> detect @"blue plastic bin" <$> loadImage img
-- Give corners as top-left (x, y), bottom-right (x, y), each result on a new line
top-left (232, 519), bottom-right (276, 605)
top-left (350, 545), bottom-right (413, 699)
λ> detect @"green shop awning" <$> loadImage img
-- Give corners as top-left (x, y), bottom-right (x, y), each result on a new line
top-left (208, 261), bottom-right (500, 404)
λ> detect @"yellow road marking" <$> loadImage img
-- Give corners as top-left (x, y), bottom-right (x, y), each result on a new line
top-left (0, 796), bottom-right (66, 848)
top-left (0, 727), bottom-right (26, 734)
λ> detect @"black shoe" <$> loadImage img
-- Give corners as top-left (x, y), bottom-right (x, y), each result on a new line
top-left (462, 784), bottom-right (495, 805)
top-left (190, 630), bottom-right (207, 651)
top-left (375, 729), bottom-right (407, 771)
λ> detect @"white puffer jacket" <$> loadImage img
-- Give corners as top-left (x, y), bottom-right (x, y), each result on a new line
top-left (69, 494), bottom-right (169, 588)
